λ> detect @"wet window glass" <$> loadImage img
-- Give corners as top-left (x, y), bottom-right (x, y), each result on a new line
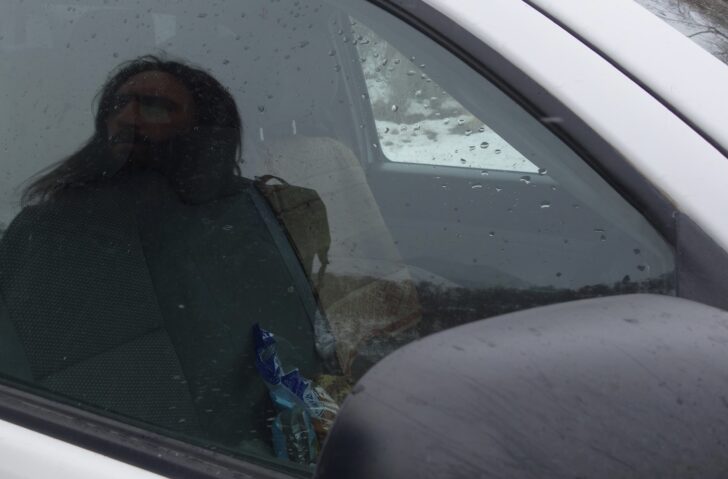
top-left (0, 0), bottom-right (675, 476)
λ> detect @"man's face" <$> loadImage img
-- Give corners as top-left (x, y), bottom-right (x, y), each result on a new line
top-left (105, 70), bottom-right (195, 165)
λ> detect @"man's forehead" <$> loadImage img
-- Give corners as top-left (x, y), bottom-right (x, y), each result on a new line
top-left (116, 71), bottom-right (191, 101)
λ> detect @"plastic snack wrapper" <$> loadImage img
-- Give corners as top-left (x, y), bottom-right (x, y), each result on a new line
top-left (253, 324), bottom-right (339, 464)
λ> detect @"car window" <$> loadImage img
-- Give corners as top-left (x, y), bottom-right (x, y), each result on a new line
top-left (0, 0), bottom-right (674, 476)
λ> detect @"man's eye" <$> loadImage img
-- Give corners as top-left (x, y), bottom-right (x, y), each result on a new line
top-left (110, 96), bottom-right (131, 111)
top-left (139, 103), bottom-right (172, 123)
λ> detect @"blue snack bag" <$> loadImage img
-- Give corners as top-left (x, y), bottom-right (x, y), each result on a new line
top-left (253, 324), bottom-right (319, 463)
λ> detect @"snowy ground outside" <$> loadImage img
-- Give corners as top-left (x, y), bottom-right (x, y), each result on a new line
top-left (353, 23), bottom-right (539, 174)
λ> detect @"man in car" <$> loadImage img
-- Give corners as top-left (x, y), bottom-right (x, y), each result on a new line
top-left (0, 55), bottom-right (322, 453)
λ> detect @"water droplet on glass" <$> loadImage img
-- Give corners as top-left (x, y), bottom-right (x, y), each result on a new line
top-left (407, 70), bottom-right (416, 76)
top-left (540, 201), bottom-right (551, 208)
top-left (637, 264), bottom-right (647, 272)
top-left (480, 170), bottom-right (489, 175)
top-left (222, 224), bottom-right (233, 231)
top-left (471, 184), bottom-right (483, 189)
top-left (480, 142), bottom-right (489, 149)
top-left (495, 187), bottom-right (503, 192)
top-left (391, 104), bottom-right (398, 112)
top-left (257, 105), bottom-right (265, 112)
top-left (555, 272), bottom-right (562, 277)
top-left (441, 184), bottom-right (448, 189)
top-left (538, 168), bottom-right (548, 175)
top-left (222, 59), bottom-right (230, 65)
top-left (633, 248), bottom-right (641, 255)
top-left (464, 129), bottom-right (472, 136)
top-left (520, 175), bottom-right (531, 185)
top-left (494, 149), bottom-right (502, 155)
top-left (333, 64), bottom-right (341, 72)
top-left (488, 231), bottom-right (495, 237)
top-left (384, 127), bottom-right (390, 133)
top-left (457, 118), bottom-right (465, 125)
top-left (460, 158), bottom-right (467, 164)
top-left (328, 49), bottom-right (336, 56)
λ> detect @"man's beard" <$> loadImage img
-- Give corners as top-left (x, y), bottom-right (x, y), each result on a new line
top-left (107, 132), bottom-right (176, 173)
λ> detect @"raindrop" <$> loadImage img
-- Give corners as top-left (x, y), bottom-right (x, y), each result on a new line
top-left (520, 175), bottom-right (531, 185)
top-left (299, 40), bottom-right (309, 48)
top-left (457, 118), bottom-right (465, 125)
top-left (633, 248), bottom-right (641, 255)
top-left (328, 49), bottom-right (336, 56)
top-left (464, 129), bottom-right (472, 136)
top-left (333, 64), bottom-right (341, 72)
top-left (384, 127), bottom-right (390, 133)
top-left (495, 187), bottom-right (503, 192)
top-left (480, 142), bottom-right (489, 149)
top-left (471, 184), bottom-right (483, 189)
top-left (222, 59), bottom-right (230, 65)
top-left (600, 234), bottom-right (607, 241)
top-left (394, 58), bottom-right (401, 64)
top-left (391, 104), bottom-right (399, 112)
top-left (556, 272), bottom-right (562, 277)
top-left (637, 264), bottom-right (647, 272)
top-left (407, 70), bottom-right (416, 76)
top-left (540, 201), bottom-right (551, 208)
top-left (494, 149), bottom-right (502, 155)
top-left (480, 170), bottom-right (489, 175)
top-left (460, 158), bottom-right (467, 164)
top-left (488, 231), bottom-right (495, 237)
top-left (222, 224), bottom-right (233, 231)
top-left (441, 184), bottom-right (448, 189)
top-left (478, 126), bottom-right (485, 132)
top-left (538, 168), bottom-right (548, 175)
top-left (257, 105), bottom-right (265, 112)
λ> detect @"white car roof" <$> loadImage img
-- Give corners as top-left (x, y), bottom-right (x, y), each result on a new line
top-left (529, 0), bottom-right (728, 155)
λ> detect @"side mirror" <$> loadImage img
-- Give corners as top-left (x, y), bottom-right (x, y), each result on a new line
top-left (315, 294), bottom-right (728, 478)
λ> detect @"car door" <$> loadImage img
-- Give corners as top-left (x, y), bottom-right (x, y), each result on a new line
top-left (0, 0), bottom-right (726, 478)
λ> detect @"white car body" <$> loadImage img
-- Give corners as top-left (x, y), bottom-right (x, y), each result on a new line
top-left (2, 0), bottom-right (727, 477)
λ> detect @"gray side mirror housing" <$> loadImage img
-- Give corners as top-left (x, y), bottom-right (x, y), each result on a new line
top-left (315, 294), bottom-right (728, 478)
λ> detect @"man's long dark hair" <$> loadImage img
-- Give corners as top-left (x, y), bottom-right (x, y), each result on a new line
top-left (22, 55), bottom-right (242, 205)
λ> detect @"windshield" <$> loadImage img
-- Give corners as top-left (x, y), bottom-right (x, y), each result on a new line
top-left (635, 0), bottom-right (728, 64)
